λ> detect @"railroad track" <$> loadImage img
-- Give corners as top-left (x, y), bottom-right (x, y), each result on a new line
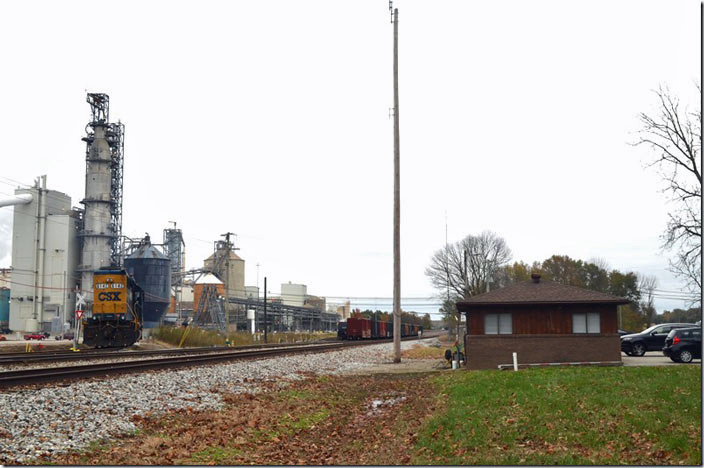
top-left (0, 342), bottom-right (350, 388)
top-left (0, 332), bottom-right (438, 365)
top-left (0, 342), bottom-right (300, 364)
top-left (0, 335), bottom-right (433, 388)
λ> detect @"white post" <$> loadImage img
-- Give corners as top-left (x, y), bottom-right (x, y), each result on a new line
top-left (512, 352), bottom-right (518, 371)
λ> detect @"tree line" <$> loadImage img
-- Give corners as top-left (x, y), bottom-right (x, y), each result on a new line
top-left (426, 231), bottom-right (701, 333)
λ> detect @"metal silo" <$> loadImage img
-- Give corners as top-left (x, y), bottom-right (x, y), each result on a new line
top-left (124, 237), bottom-right (171, 328)
top-left (0, 288), bottom-right (9, 328)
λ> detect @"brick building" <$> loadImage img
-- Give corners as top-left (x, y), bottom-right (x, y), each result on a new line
top-left (457, 273), bottom-right (629, 370)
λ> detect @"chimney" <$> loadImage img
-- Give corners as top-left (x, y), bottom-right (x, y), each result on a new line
top-left (531, 273), bottom-right (541, 283)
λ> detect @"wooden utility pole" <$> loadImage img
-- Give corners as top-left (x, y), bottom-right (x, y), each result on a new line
top-left (392, 5), bottom-right (401, 363)
top-left (263, 276), bottom-right (268, 343)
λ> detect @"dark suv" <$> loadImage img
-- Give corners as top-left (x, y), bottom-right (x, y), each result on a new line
top-left (663, 327), bottom-right (701, 363)
top-left (620, 323), bottom-right (697, 356)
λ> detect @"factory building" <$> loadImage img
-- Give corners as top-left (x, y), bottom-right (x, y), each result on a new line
top-left (3, 177), bottom-right (80, 333)
top-left (281, 282), bottom-right (306, 307)
top-left (245, 286), bottom-right (259, 300)
top-left (337, 300), bottom-right (351, 320)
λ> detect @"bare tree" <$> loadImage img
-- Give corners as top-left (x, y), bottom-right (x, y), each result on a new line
top-left (425, 230), bottom-right (512, 300)
top-left (634, 84), bottom-right (701, 304)
top-left (638, 274), bottom-right (658, 325)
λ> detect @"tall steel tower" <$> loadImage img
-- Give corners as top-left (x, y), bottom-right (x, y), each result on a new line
top-left (78, 93), bottom-right (125, 304)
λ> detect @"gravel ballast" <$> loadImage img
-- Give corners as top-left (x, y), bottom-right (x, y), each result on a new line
top-left (0, 339), bottom-right (431, 464)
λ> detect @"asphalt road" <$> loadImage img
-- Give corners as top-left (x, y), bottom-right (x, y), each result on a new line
top-left (621, 352), bottom-right (701, 366)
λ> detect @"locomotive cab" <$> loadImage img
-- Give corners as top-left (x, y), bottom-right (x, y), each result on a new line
top-left (83, 269), bottom-right (144, 348)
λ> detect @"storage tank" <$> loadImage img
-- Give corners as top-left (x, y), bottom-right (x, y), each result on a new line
top-left (124, 238), bottom-right (171, 328)
top-left (0, 288), bottom-right (9, 326)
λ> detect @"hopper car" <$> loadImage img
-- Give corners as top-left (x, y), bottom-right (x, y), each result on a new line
top-left (338, 317), bottom-right (421, 340)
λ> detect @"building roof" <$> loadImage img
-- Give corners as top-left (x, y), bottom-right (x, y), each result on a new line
top-left (456, 275), bottom-right (629, 309)
top-left (195, 273), bottom-right (223, 285)
top-left (205, 251), bottom-right (243, 262)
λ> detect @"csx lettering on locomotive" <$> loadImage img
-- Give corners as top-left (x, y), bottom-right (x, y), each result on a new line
top-left (98, 292), bottom-right (122, 301)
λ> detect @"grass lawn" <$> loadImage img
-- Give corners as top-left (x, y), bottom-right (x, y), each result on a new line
top-left (415, 365), bottom-right (701, 465)
top-left (46, 364), bottom-right (700, 465)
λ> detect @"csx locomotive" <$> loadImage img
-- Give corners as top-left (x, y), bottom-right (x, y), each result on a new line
top-left (83, 269), bottom-right (144, 348)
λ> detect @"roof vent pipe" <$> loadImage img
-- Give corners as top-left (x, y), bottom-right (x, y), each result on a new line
top-left (531, 273), bottom-right (541, 283)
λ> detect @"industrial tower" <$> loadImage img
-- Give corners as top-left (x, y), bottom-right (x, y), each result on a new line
top-left (78, 93), bottom-right (125, 306)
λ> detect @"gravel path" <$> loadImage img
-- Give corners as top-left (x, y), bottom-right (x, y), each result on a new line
top-left (0, 339), bottom-right (429, 464)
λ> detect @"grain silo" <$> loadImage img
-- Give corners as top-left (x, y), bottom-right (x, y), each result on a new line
top-left (124, 236), bottom-right (171, 328)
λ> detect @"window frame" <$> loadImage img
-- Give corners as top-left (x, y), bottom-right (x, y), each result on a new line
top-left (572, 312), bottom-right (601, 334)
top-left (484, 313), bottom-right (513, 335)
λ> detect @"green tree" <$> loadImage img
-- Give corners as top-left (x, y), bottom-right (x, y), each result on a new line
top-left (653, 307), bottom-right (702, 324)
top-left (540, 255), bottom-right (586, 287)
top-left (421, 313), bottom-right (432, 330)
top-left (619, 303), bottom-right (648, 332)
top-left (495, 261), bottom-right (532, 287)
top-left (439, 299), bottom-right (458, 335)
top-left (608, 271), bottom-right (641, 303)
top-left (583, 261), bottom-right (610, 292)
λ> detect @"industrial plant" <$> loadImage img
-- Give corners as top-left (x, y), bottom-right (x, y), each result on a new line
top-left (0, 93), bottom-right (338, 340)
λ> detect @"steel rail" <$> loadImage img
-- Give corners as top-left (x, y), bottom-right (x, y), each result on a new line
top-left (0, 342), bottom-right (354, 388)
top-left (0, 342), bottom-right (305, 364)
top-left (0, 332), bottom-right (436, 365)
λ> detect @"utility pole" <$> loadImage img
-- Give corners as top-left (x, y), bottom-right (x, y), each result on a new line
top-left (391, 2), bottom-right (401, 364)
top-left (263, 276), bottom-right (268, 343)
top-left (220, 232), bottom-right (236, 332)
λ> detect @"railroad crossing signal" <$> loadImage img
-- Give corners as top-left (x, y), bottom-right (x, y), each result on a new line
top-left (76, 292), bottom-right (86, 308)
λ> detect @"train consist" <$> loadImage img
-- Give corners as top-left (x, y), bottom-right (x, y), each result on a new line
top-left (83, 269), bottom-right (144, 348)
top-left (337, 317), bottom-right (422, 340)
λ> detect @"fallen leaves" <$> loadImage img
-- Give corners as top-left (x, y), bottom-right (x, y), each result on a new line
top-left (48, 373), bottom-right (440, 466)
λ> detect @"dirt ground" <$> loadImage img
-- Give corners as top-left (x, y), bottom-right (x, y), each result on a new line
top-left (346, 358), bottom-right (451, 375)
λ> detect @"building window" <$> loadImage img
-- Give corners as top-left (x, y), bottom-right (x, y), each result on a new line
top-left (485, 313), bottom-right (512, 334)
top-left (573, 312), bottom-right (600, 333)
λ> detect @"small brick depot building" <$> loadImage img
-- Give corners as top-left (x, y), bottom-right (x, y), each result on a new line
top-left (457, 274), bottom-right (629, 370)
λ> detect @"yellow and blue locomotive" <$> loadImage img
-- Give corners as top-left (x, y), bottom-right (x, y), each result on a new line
top-left (83, 269), bottom-right (144, 348)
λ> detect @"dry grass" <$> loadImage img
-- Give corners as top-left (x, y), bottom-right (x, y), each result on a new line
top-left (401, 344), bottom-right (446, 359)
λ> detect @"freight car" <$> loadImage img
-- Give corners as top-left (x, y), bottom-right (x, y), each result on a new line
top-left (338, 317), bottom-right (421, 340)
top-left (83, 269), bottom-right (144, 348)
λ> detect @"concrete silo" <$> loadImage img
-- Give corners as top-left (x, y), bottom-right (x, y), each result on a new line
top-left (2, 177), bottom-right (80, 333)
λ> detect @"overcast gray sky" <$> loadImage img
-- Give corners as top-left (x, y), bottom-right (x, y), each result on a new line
top-left (0, 0), bottom-right (700, 316)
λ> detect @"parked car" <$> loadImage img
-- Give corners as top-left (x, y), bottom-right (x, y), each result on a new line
top-left (620, 323), bottom-right (697, 356)
top-left (663, 327), bottom-right (701, 363)
top-left (23, 333), bottom-right (46, 341)
top-left (55, 332), bottom-right (74, 340)
top-left (0, 335), bottom-right (6, 341)
top-left (618, 329), bottom-right (632, 336)
top-left (0, 327), bottom-right (11, 334)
